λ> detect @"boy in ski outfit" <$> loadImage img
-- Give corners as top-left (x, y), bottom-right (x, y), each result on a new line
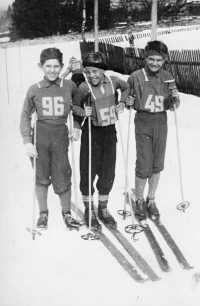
top-left (61, 57), bottom-right (85, 87)
top-left (20, 48), bottom-right (79, 230)
top-left (72, 51), bottom-right (129, 229)
top-left (126, 40), bottom-right (180, 221)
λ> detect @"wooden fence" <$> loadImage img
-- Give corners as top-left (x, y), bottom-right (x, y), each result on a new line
top-left (80, 41), bottom-right (200, 97)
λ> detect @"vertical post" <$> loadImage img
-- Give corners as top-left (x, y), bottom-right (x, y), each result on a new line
top-left (94, 0), bottom-right (98, 51)
top-left (4, 47), bottom-right (10, 105)
top-left (151, 0), bottom-right (158, 41)
top-left (82, 0), bottom-right (86, 42)
top-left (32, 112), bottom-right (37, 240)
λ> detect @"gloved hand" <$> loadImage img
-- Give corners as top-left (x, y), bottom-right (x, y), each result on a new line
top-left (25, 143), bottom-right (38, 158)
top-left (70, 128), bottom-right (80, 141)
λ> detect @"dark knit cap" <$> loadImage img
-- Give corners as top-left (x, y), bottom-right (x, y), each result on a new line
top-left (144, 40), bottom-right (168, 59)
top-left (40, 48), bottom-right (63, 64)
top-left (82, 51), bottom-right (108, 70)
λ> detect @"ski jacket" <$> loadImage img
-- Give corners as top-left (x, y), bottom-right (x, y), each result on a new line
top-left (20, 77), bottom-right (77, 144)
top-left (127, 67), bottom-right (180, 112)
top-left (72, 74), bottom-right (129, 129)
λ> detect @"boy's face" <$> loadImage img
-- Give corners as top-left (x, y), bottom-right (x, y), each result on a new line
top-left (39, 59), bottom-right (63, 81)
top-left (145, 55), bottom-right (165, 73)
top-left (84, 67), bottom-right (104, 86)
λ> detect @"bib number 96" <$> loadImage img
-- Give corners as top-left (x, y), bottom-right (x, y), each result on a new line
top-left (42, 97), bottom-right (64, 116)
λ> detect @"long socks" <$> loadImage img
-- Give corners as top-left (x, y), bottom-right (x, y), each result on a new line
top-left (135, 176), bottom-right (147, 199)
top-left (59, 188), bottom-right (71, 213)
top-left (36, 185), bottom-right (48, 211)
top-left (147, 173), bottom-right (160, 199)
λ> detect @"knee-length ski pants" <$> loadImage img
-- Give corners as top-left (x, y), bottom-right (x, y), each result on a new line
top-left (135, 111), bottom-right (168, 178)
top-left (34, 122), bottom-right (71, 194)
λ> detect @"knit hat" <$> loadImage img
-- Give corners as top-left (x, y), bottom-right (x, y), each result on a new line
top-left (82, 51), bottom-right (108, 70)
top-left (69, 57), bottom-right (77, 64)
top-left (40, 48), bottom-right (63, 63)
top-left (144, 41), bottom-right (168, 59)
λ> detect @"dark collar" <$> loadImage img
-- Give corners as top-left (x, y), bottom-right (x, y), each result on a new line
top-left (145, 65), bottom-right (160, 77)
top-left (39, 77), bottom-right (61, 88)
top-left (103, 74), bottom-right (110, 84)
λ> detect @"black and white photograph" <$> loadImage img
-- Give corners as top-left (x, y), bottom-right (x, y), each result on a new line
top-left (0, 1), bottom-right (200, 305)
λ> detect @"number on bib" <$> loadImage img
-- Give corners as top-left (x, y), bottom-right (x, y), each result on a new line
top-left (43, 97), bottom-right (53, 116)
top-left (54, 97), bottom-right (64, 115)
top-left (72, 63), bottom-right (81, 70)
top-left (42, 97), bottom-right (64, 116)
top-left (99, 105), bottom-right (117, 126)
top-left (145, 95), bottom-right (164, 112)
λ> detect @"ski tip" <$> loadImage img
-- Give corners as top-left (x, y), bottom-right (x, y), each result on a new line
top-left (150, 276), bottom-right (162, 282)
top-left (162, 266), bottom-right (172, 272)
top-left (139, 277), bottom-right (149, 283)
top-left (181, 264), bottom-right (193, 270)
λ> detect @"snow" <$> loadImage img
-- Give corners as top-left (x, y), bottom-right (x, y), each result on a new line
top-left (134, 28), bottom-right (200, 50)
top-left (1, 29), bottom-right (200, 306)
top-left (109, 26), bottom-right (200, 50)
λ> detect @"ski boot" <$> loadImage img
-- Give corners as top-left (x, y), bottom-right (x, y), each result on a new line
top-left (98, 208), bottom-right (117, 229)
top-left (62, 211), bottom-right (80, 231)
top-left (134, 199), bottom-right (147, 222)
top-left (84, 208), bottom-right (102, 231)
top-left (36, 211), bottom-right (48, 229)
top-left (146, 197), bottom-right (160, 220)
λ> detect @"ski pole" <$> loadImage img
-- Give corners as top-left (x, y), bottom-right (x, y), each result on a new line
top-left (124, 108), bottom-right (142, 232)
top-left (125, 108), bottom-right (133, 221)
top-left (117, 113), bottom-right (131, 219)
top-left (173, 102), bottom-right (190, 212)
top-left (118, 106), bottom-right (143, 237)
top-left (88, 113), bottom-right (92, 233)
top-left (81, 75), bottom-right (99, 241)
top-left (69, 111), bottom-right (82, 225)
top-left (26, 112), bottom-right (41, 239)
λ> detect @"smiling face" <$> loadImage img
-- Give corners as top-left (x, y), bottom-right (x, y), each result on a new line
top-left (145, 54), bottom-right (165, 73)
top-left (84, 66), bottom-right (104, 86)
top-left (39, 59), bottom-right (63, 81)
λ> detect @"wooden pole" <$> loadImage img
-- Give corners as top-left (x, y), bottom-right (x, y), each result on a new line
top-left (82, 0), bottom-right (86, 42)
top-left (94, 0), bottom-right (98, 51)
top-left (151, 0), bottom-right (157, 41)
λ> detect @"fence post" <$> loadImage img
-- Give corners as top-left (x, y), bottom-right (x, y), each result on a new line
top-left (151, 0), bottom-right (158, 40)
top-left (94, 0), bottom-right (98, 52)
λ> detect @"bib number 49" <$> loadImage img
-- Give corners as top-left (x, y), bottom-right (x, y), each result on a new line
top-left (145, 95), bottom-right (164, 112)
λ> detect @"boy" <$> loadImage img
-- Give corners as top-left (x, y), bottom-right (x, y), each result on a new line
top-left (71, 51), bottom-right (129, 230)
top-left (20, 48), bottom-right (79, 230)
top-left (126, 40), bottom-right (180, 221)
top-left (61, 57), bottom-right (85, 87)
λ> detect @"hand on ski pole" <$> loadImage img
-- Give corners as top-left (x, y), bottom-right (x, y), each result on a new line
top-left (169, 86), bottom-right (180, 102)
top-left (25, 143), bottom-right (38, 158)
top-left (69, 128), bottom-right (80, 141)
top-left (83, 106), bottom-right (92, 117)
top-left (125, 95), bottom-right (135, 109)
top-left (115, 102), bottom-right (125, 113)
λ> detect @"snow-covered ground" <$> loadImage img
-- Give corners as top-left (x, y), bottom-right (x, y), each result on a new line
top-left (134, 27), bottom-right (200, 50)
top-left (1, 28), bottom-right (200, 306)
top-left (110, 26), bottom-right (200, 50)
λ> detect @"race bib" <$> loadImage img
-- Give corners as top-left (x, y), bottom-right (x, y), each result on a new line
top-left (95, 96), bottom-right (117, 126)
top-left (144, 94), bottom-right (164, 113)
top-left (42, 96), bottom-right (64, 116)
